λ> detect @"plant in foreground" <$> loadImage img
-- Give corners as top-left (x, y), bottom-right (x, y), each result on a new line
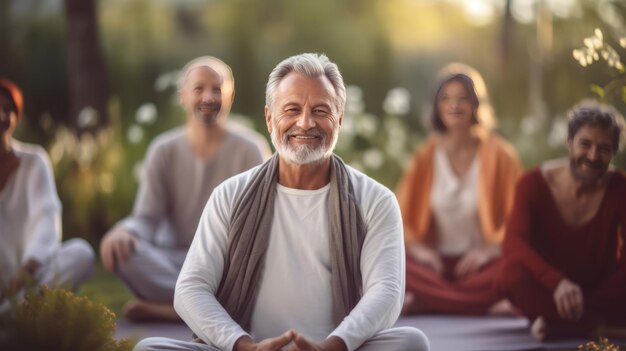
top-left (0, 286), bottom-right (132, 351)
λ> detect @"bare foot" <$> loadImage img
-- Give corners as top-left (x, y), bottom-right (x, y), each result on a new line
top-left (487, 299), bottom-right (521, 316)
top-left (123, 299), bottom-right (182, 323)
top-left (530, 316), bottom-right (546, 341)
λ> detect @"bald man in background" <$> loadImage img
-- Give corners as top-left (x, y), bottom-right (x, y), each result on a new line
top-left (100, 56), bottom-right (268, 322)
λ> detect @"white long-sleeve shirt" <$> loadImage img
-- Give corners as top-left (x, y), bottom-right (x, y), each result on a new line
top-left (0, 141), bottom-right (62, 285)
top-left (174, 162), bottom-right (405, 351)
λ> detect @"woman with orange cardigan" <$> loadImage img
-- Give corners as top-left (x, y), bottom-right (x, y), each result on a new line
top-left (397, 64), bottom-right (523, 315)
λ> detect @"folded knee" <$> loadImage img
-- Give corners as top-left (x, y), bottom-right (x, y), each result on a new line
top-left (495, 259), bottom-right (530, 293)
top-left (61, 238), bottom-right (95, 279)
top-left (64, 238), bottom-right (96, 265)
top-left (133, 337), bottom-right (160, 351)
top-left (394, 327), bottom-right (430, 351)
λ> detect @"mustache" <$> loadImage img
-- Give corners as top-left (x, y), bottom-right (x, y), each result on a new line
top-left (285, 128), bottom-right (323, 138)
top-left (199, 103), bottom-right (220, 109)
top-left (580, 158), bottom-right (603, 168)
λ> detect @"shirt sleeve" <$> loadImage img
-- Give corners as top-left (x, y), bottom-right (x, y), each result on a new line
top-left (173, 181), bottom-right (249, 351)
top-left (120, 142), bottom-right (168, 240)
top-left (503, 173), bottom-right (564, 291)
top-left (329, 192), bottom-right (405, 351)
top-left (23, 151), bottom-right (62, 265)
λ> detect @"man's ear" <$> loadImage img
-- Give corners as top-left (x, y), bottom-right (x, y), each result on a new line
top-left (566, 137), bottom-right (573, 153)
top-left (265, 106), bottom-right (272, 134)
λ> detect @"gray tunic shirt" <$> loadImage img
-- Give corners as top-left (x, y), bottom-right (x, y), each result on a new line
top-left (121, 127), bottom-right (265, 247)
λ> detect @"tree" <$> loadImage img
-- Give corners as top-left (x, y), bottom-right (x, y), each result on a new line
top-left (64, 0), bottom-right (109, 133)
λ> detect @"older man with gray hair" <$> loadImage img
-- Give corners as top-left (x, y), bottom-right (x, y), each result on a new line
top-left (100, 56), bottom-right (267, 322)
top-left (134, 53), bottom-right (429, 351)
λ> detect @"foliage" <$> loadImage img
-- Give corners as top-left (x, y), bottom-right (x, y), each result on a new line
top-left (4, 0), bottom-right (626, 240)
top-left (0, 286), bottom-right (133, 351)
top-left (47, 82), bottom-right (419, 242)
top-left (578, 337), bottom-right (623, 351)
top-left (77, 261), bottom-right (133, 317)
top-left (573, 28), bottom-right (626, 105)
top-left (572, 28), bottom-right (626, 167)
top-left (335, 85), bottom-right (422, 188)
top-left (45, 99), bottom-right (146, 243)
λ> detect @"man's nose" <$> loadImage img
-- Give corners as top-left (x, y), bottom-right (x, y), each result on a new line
top-left (296, 110), bottom-right (316, 130)
top-left (202, 90), bottom-right (217, 103)
top-left (587, 146), bottom-right (600, 161)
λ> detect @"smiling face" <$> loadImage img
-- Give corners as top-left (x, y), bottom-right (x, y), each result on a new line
top-left (567, 123), bottom-right (614, 183)
top-left (436, 79), bottom-right (476, 132)
top-left (179, 66), bottom-right (223, 126)
top-left (265, 72), bottom-right (342, 165)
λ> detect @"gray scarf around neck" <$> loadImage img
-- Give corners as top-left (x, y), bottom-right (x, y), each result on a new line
top-left (215, 153), bottom-right (366, 331)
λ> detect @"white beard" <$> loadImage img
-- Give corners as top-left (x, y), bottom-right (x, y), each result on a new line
top-left (271, 126), bottom-right (338, 165)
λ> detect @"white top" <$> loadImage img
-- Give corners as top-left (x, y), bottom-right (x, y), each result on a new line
top-left (251, 183), bottom-right (334, 342)
top-left (174, 163), bottom-right (405, 351)
top-left (120, 127), bottom-right (265, 247)
top-left (0, 141), bottom-right (62, 284)
top-left (431, 145), bottom-right (482, 256)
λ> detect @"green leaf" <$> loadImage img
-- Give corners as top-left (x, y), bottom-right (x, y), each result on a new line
top-left (591, 84), bottom-right (605, 98)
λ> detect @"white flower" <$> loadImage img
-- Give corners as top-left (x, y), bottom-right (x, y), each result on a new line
top-left (136, 103), bottom-right (157, 125)
top-left (154, 70), bottom-right (179, 92)
top-left (354, 113), bottom-right (378, 138)
top-left (383, 87), bottom-right (411, 115)
top-left (127, 124), bottom-right (144, 144)
top-left (77, 106), bottom-right (99, 129)
top-left (345, 85), bottom-right (364, 115)
top-left (548, 117), bottom-right (567, 149)
top-left (362, 148), bottom-right (384, 170)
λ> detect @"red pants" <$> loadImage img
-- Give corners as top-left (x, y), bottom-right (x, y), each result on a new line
top-left (496, 259), bottom-right (626, 324)
top-left (405, 256), bottom-right (502, 315)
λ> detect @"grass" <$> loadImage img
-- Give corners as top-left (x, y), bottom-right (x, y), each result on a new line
top-left (77, 261), bottom-right (133, 317)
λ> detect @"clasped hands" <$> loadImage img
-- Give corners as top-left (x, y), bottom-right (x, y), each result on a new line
top-left (234, 331), bottom-right (347, 351)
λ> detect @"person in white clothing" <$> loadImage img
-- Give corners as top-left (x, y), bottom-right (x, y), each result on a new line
top-left (0, 78), bottom-right (94, 313)
top-left (99, 56), bottom-right (268, 322)
top-left (134, 53), bottom-right (429, 351)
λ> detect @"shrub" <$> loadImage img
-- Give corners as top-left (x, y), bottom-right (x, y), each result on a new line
top-left (0, 286), bottom-right (133, 351)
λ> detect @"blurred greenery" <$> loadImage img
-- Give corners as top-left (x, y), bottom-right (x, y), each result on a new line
top-left (1, 0), bottom-right (626, 252)
top-left (1, 286), bottom-right (133, 351)
top-left (78, 262), bottom-right (133, 317)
